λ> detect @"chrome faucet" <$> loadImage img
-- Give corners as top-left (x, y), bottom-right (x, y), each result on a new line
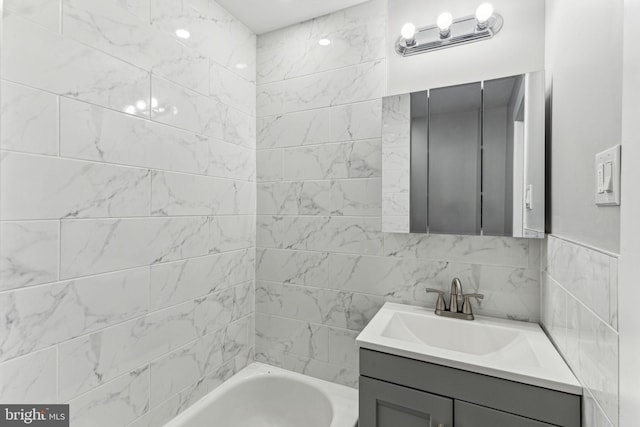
top-left (425, 278), bottom-right (484, 321)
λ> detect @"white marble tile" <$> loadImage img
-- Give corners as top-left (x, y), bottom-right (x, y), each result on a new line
top-left (257, 109), bottom-right (330, 149)
top-left (609, 257), bottom-right (619, 330)
top-left (0, 347), bottom-right (57, 404)
top-left (328, 253), bottom-right (539, 321)
top-left (150, 76), bottom-right (224, 137)
top-left (1, 81), bottom-right (58, 155)
top-left (5, 0), bottom-right (61, 32)
top-left (583, 388), bottom-right (614, 427)
top-left (383, 233), bottom-right (531, 268)
top-left (221, 316), bottom-right (252, 362)
top-left (546, 236), bottom-right (612, 325)
top-left (69, 366), bottom-right (149, 427)
top-left (331, 99), bottom-right (382, 142)
top-left (149, 332), bottom-right (223, 406)
top-left (541, 274), bottom-right (567, 354)
top-left (256, 248), bottom-right (329, 287)
top-left (256, 313), bottom-right (328, 361)
top-left (256, 0), bottom-right (385, 85)
top-left (328, 327), bottom-right (358, 368)
top-left (210, 216), bottom-right (255, 253)
top-left (382, 193), bottom-right (409, 217)
top-left (256, 281), bottom-right (383, 331)
top-left (258, 179), bottom-right (380, 217)
top-left (62, 0), bottom-right (209, 95)
top-left (151, 0), bottom-right (256, 83)
top-left (0, 268), bottom-right (148, 362)
top-left (193, 288), bottom-right (235, 337)
top-left (60, 98), bottom-right (209, 175)
top-left (256, 150), bottom-right (283, 182)
top-left (151, 76), bottom-right (254, 147)
top-left (331, 179), bottom-right (381, 216)
top-left (206, 138), bottom-right (255, 181)
top-left (256, 82), bottom-right (285, 117)
top-left (283, 60), bottom-right (385, 113)
top-left (257, 181), bottom-right (332, 216)
top-left (60, 217), bottom-right (211, 278)
top-left (382, 215), bottom-right (410, 234)
top-left (1, 152), bottom-right (151, 220)
top-left (3, 13), bottom-right (150, 116)
top-left (0, 221), bottom-right (59, 291)
top-left (577, 302), bottom-right (619, 426)
top-left (149, 249), bottom-right (254, 310)
top-left (282, 352), bottom-right (357, 388)
top-left (257, 215), bottom-right (383, 256)
top-left (282, 139), bottom-right (382, 180)
top-left (381, 167), bottom-right (410, 195)
top-left (151, 171), bottom-right (254, 216)
top-left (210, 63), bottom-right (256, 116)
top-left (59, 301), bottom-right (198, 400)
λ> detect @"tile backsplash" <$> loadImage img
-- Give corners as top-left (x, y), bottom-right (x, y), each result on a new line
top-left (542, 235), bottom-right (619, 427)
top-left (255, 0), bottom-right (542, 388)
top-left (0, 1), bottom-right (256, 426)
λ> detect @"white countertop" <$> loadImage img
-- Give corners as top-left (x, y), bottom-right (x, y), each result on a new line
top-left (356, 303), bottom-right (582, 395)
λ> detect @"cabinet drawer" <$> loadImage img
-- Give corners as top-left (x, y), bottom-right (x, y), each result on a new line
top-left (455, 400), bottom-right (556, 427)
top-left (360, 376), bottom-right (453, 427)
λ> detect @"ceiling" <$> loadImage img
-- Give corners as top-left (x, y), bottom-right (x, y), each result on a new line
top-left (216, 0), bottom-right (371, 34)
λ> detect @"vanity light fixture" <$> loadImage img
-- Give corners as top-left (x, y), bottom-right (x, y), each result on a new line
top-left (395, 3), bottom-right (502, 57)
top-left (175, 28), bottom-right (191, 39)
top-left (318, 38), bottom-right (332, 46)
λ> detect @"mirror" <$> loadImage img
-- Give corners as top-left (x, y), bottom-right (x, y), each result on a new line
top-left (381, 71), bottom-right (545, 238)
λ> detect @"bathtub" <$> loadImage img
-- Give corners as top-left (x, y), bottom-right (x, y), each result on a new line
top-left (164, 362), bottom-right (358, 427)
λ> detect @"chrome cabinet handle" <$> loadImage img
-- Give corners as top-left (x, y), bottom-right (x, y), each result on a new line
top-left (425, 288), bottom-right (446, 312)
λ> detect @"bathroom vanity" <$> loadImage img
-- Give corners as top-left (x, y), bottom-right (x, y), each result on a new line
top-left (356, 304), bottom-right (582, 427)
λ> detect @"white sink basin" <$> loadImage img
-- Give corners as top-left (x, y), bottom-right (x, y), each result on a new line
top-left (357, 303), bottom-right (581, 394)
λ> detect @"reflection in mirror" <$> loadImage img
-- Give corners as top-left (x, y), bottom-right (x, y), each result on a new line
top-left (427, 82), bottom-right (482, 235)
top-left (483, 75), bottom-right (524, 236)
top-left (382, 71), bottom-right (545, 238)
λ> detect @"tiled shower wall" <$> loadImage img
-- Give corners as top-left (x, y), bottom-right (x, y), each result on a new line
top-left (0, 1), bottom-right (256, 426)
top-left (255, 0), bottom-right (541, 387)
top-left (541, 235), bottom-right (619, 427)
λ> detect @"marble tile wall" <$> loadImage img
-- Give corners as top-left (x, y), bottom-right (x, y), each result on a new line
top-left (0, 1), bottom-right (256, 426)
top-left (541, 235), bottom-right (619, 427)
top-left (255, 0), bottom-right (542, 388)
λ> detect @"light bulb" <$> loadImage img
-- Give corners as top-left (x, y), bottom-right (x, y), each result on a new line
top-left (124, 105), bottom-right (136, 115)
top-left (136, 100), bottom-right (147, 110)
top-left (151, 97), bottom-right (159, 108)
top-left (175, 29), bottom-right (191, 39)
top-left (437, 12), bottom-right (453, 38)
top-left (318, 38), bottom-right (331, 46)
top-left (401, 23), bottom-right (416, 40)
top-left (401, 23), bottom-right (416, 47)
top-left (476, 3), bottom-right (494, 27)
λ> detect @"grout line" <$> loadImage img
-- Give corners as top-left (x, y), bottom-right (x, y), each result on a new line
top-left (548, 233), bottom-right (620, 259)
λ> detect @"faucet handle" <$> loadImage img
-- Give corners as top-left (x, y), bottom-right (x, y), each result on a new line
top-left (461, 293), bottom-right (484, 316)
top-left (425, 288), bottom-right (447, 312)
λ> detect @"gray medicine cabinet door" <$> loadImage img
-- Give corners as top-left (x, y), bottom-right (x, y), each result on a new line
top-left (454, 401), bottom-right (556, 427)
top-left (359, 376), bottom-right (453, 427)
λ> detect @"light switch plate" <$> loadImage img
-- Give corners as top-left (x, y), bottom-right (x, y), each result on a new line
top-left (595, 145), bottom-right (621, 206)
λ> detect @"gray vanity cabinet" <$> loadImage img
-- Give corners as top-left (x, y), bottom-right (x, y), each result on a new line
top-left (359, 349), bottom-right (582, 427)
top-left (360, 376), bottom-right (453, 427)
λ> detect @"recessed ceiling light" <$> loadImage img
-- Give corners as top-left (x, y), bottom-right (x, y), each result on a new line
top-left (318, 38), bottom-right (331, 46)
top-left (175, 29), bottom-right (191, 39)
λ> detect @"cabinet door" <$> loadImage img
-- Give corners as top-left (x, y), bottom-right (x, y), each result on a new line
top-left (359, 376), bottom-right (453, 427)
top-left (455, 400), bottom-right (556, 427)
